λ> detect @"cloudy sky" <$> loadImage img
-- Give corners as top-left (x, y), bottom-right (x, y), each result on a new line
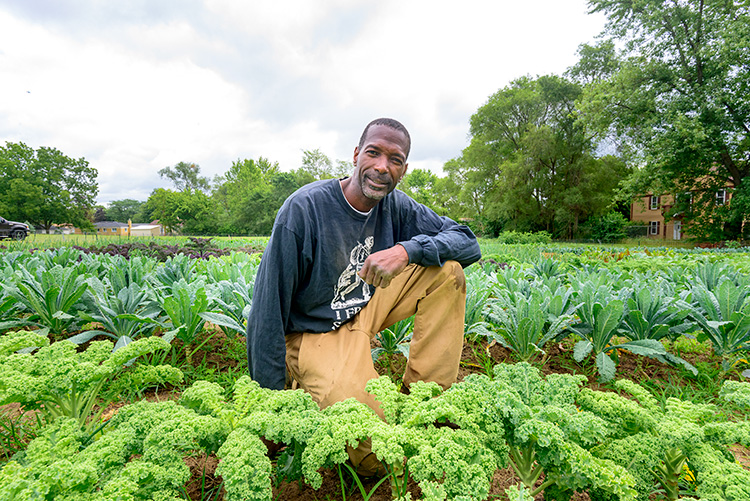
top-left (0, 0), bottom-right (606, 205)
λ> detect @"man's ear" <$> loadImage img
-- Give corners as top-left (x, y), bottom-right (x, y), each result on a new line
top-left (400, 163), bottom-right (409, 182)
top-left (353, 146), bottom-right (359, 166)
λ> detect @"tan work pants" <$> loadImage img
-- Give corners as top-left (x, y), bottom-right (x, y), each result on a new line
top-left (285, 261), bottom-right (466, 470)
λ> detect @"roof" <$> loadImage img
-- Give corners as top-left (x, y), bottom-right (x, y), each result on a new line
top-left (94, 221), bottom-right (128, 228)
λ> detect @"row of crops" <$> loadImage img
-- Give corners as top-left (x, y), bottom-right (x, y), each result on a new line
top-left (1, 244), bottom-right (750, 499)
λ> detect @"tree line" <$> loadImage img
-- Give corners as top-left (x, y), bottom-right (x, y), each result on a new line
top-left (2, 0), bottom-right (747, 241)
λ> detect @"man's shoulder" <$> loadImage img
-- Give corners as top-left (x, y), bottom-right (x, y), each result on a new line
top-left (282, 179), bottom-right (338, 210)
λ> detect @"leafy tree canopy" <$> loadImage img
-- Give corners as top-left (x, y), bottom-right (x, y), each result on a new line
top-left (158, 161), bottom-right (211, 193)
top-left (451, 75), bottom-right (630, 238)
top-left (0, 142), bottom-right (98, 232)
top-left (300, 149), bottom-right (351, 180)
top-left (577, 0), bottom-right (750, 240)
top-left (106, 199), bottom-right (147, 223)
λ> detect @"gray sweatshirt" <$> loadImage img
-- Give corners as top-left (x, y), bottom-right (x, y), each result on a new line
top-left (246, 178), bottom-right (481, 390)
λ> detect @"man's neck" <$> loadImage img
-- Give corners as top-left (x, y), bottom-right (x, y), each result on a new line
top-left (339, 178), bottom-right (375, 214)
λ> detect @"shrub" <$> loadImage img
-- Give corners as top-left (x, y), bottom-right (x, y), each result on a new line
top-left (586, 212), bottom-right (629, 243)
top-left (496, 231), bottom-right (552, 245)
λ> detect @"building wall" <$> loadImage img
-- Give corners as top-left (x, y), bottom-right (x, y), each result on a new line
top-left (630, 188), bottom-right (732, 241)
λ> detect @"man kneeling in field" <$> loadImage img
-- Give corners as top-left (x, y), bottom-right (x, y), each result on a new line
top-left (246, 117), bottom-right (481, 476)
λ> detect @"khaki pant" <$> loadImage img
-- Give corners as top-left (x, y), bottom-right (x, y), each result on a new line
top-left (285, 261), bottom-right (466, 472)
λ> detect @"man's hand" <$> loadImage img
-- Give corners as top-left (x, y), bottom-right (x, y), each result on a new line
top-left (358, 244), bottom-right (409, 288)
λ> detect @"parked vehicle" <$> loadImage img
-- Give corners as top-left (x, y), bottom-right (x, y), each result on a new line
top-left (0, 217), bottom-right (30, 240)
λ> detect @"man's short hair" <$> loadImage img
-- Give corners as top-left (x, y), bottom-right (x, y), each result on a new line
top-left (358, 118), bottom-right (411, 159)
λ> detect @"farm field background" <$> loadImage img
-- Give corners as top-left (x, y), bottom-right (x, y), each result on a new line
top-left (2, 237), bottom-right (750, 500)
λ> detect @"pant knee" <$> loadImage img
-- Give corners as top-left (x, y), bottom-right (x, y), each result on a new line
top-left (439, 260), bottom-right (466, 294)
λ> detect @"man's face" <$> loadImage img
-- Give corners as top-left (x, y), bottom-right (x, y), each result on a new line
top-left (351, 124), bottom-right (409, 205)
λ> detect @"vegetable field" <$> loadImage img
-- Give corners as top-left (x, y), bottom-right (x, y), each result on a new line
top-left (2, 239), bottom-right (750, 500)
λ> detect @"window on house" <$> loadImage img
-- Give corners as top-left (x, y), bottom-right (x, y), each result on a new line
top-left (650, 195), bottom-right (659, 210)
top-left (716, 189), bottom-right (726, 205)
top-left (649, 221), bottom-right (660, 235)
top-left (111, 228), bottom-right (116, 232)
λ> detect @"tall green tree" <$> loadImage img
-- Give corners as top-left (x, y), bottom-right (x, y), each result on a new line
top-left (299, 149), bottom-right (351, 180)
top-left (0, 142), bottom-right (98, 232)
top-left (578, 0), bottom-right (750, 240)
top-left (398, 168), bottom-right (451, 216)
top-left (212, 157), bottom-right (302, 235)
top-left (455, 75), bottom-right (628, 238)
top-left (143, 188), bottom-right (217, 235)
top-left (106, 199), bottom-right (146, 223)
top-left (158, 161), bottom-right (211, 192)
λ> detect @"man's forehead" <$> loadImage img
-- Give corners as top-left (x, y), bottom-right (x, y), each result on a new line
top-left (362, 125), bottom-right (409, 155)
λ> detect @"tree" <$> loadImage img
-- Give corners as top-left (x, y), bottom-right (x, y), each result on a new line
top-left (93, 206), bottom-right (108, 222)
top-left (454, 75), bottom-right (629, 238)
top-left (158, 162), bottom-right (211, 192)
top-left (106, 199), bottom-right (146, 223)
top-left (578, 0), bottom-right (750, 240)
top-left (299, 149), bottom-right (351, 180)
top-left (143, 188), bottom-right (217, 235)
top-left (398, 169), bottom-right (448, 215)
top-left (0, 142), bottom-right (98, 232)
top-left (212, 157), bottom-right (301, 235)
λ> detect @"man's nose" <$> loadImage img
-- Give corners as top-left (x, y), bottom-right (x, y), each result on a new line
top-left (373, 156), bottom-right (388, 173)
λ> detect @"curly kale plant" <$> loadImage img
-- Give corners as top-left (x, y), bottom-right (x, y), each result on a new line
top-left (0, 330), bottom-right (180, 432)
top-left (365, 376), bottom-right (504, 501)
top-left (490, 363), bottom-right (637, 501)
top-left (580, 379), bottom-right (750, 501)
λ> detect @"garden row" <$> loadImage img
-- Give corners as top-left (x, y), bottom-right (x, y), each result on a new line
top-left (2, 244), bottom-right (750, 499)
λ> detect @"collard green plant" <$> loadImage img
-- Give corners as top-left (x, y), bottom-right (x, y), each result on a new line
top-left (529, 256), bottom-right (562, 280)
top-left (159, 278), bottom-right (211, 346)
top-left (691, 260), bottom-right (742, 292)
top-left (205, 276), bottom-right (254, 337)
top-left (684, 280), bottom-right (750, 370)
top-left (99, 254), bottom-right (157, 291)
top-left (473, 287), bottom-right (577, 362)
top-left (618, 286), bottom-right (698, 375)
top-left (572, 283), bottom-right (670, 381)
top-left (150, 253), bottom-right (198, 289)
top-left (0, 265), bottom-right (89, 335)
top-left (463, 266), bottom-right (497, 333)
top-left (66, 277), bottom-right (161, 347)
top-left (372, 316), bottom-right (414, 372)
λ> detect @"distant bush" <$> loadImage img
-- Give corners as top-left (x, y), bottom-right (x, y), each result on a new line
top-left (496, 230), bottom-right (552, 244)
top-left (586, 212), bottom-right (630, 243)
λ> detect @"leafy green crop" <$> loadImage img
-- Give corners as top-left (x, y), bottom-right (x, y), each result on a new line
top-left (0, 330), bottom-right (180, 432)
top-left (1, 266), bottom-right (89, 335)
top-left (582, 379), bottom-right (750, 500)
top-left (684, 280), bottom-right (750, 370)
